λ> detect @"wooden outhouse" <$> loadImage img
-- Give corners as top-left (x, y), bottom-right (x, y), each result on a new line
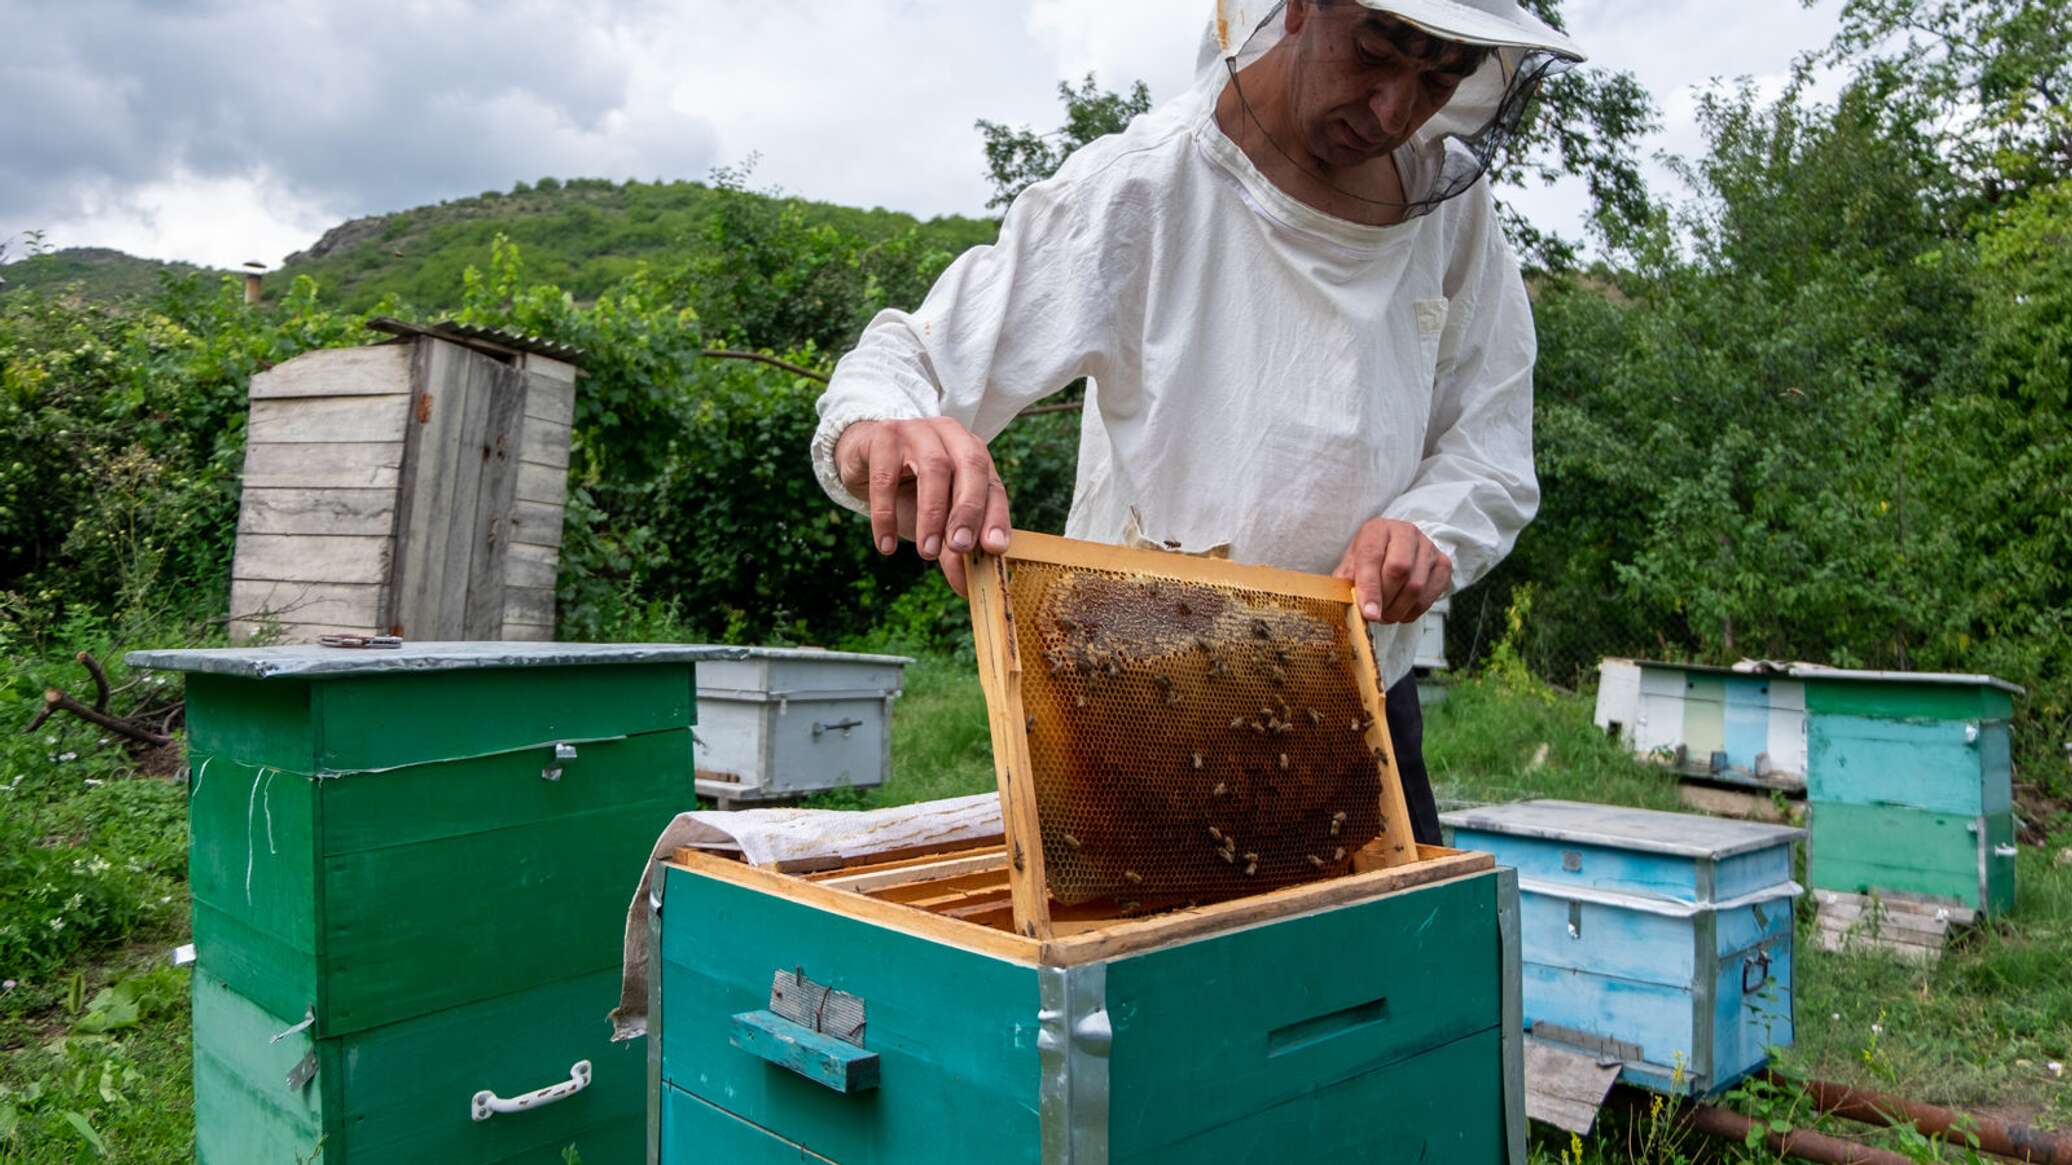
top-left (1797, 668), bottom-right (2023, 914)
top-left (230, 319), bottom-right (578, 644)
top-left (1442, 801), bottom-right (1804, 1097)
top-left (128, 642), bottom-right (743, 1164)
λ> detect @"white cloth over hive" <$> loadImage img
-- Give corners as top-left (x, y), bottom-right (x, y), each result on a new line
top-left (612, 794), bottom-right (1002, 1040)
top-left (810, 40), bottom-right (1540, 687)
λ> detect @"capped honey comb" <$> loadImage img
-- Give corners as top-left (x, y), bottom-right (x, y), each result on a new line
top-left (999, 555), bottom-right (1387, 908)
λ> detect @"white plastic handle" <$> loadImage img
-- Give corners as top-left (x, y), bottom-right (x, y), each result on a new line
top-left (471, 1060), bottom-right (591, 1122)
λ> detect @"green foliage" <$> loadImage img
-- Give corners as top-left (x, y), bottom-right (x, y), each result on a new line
top-left (1819, 0), bottom-right (2071, 204)
top-left (0, 272), bottom-right (376, 627)
top-left (975, 74), bottom-right (1154, 210)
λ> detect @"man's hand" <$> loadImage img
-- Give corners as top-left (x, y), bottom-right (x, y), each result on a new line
top-left (1333, 518), bottom-right (1452, 624)
top-left (834, 417), bottom-right (1012, 596)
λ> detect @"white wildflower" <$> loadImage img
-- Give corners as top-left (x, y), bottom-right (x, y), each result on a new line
top-left (48, 917), bottom-right (66, 932)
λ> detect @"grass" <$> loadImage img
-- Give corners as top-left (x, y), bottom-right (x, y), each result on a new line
top-left (4, 638), bottom-right (2067, 1163)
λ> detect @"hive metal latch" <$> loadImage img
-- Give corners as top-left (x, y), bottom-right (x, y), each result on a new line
top-left (1742, 948), bottom-right (1772, 994)
top-left (813, 718), bottom-right (864, 739)
top-left (542, 741), bottom-right (579, 782)
top-left (471, 1060), bottom-right (591, 1121)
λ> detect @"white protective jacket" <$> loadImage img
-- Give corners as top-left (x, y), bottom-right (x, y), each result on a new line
top-left (809, 64), bottom-right (1539, 687)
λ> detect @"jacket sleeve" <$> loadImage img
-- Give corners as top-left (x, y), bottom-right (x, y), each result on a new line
top-left (809, 172), bottom-right (1132, 515)
top-left (1381, 186), bottom-right (1541, 590)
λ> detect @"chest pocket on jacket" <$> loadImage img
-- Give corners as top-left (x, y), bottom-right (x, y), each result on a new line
top-left (1413, 296), bottom-right (1450, 390)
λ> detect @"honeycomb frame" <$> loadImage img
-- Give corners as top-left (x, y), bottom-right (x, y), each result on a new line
top-left (967, 531), bottom-right (1419, 940)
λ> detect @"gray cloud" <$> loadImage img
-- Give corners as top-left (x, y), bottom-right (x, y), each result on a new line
top-left (2, 0), bottom-right (718, 244)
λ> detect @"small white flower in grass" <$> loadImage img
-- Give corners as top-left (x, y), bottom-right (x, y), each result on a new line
top-left (2050, 1062), bottom-right (2064, 1078)
top-left (1870, 1022), bottom-right (1883, 1035)
top-left (44, 735), bottom-right (56, 745)
top-left (57, 751), bottom-right (77, 762)
top-left (1830, 1013), bottom-right (1841, 1021)
top-left (1, 979), bottom-right (14, 991)
top-left (48, 917), bottom-right (65, 932)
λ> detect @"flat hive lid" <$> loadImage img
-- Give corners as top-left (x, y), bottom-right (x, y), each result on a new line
top-left (126, 641), bottom-right (751, 680)
top-left (1440, 799), bottom-right (1804, 860)
top-left (699, 646), bottom-right (915, 667)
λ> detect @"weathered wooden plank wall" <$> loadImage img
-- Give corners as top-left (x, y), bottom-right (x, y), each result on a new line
top-left (229, 336), bottom-right (573, 644)
top-left (230, 346), bottom-right (412, 642)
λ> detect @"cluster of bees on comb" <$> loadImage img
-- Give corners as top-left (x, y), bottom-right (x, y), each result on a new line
top-left (1009, 565), bottom-right (1389, 911)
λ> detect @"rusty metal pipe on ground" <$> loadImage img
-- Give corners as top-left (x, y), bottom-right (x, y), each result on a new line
top-left (1678, 1099), bottom-right (1916, 1165)
top-left (1776, 1073), bottom-right (2072, 1164)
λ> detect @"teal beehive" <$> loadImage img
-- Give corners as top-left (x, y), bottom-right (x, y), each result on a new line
top-left (130, 641), bottom-right (743, 1165)
top-left (1441, 801), bottom-right (1804, 1097)
top-left (646, 844), bottom-right (1525, 1163)
top-left (1797, 667), bottom-right (2023, 914)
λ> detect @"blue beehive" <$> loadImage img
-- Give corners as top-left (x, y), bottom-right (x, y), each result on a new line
top-left (1441, 801), bottom-right (1803, 1096)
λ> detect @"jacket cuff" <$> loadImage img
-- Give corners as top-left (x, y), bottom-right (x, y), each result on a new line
top-left (810, 404), bottom-right (926, 517)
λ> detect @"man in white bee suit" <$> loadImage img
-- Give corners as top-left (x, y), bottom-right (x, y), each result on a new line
top-left (809, 0), bottom-right (1584, 844)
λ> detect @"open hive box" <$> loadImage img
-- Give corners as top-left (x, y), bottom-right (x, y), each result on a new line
top-left (649, 533), bottom-right (1523, 1163)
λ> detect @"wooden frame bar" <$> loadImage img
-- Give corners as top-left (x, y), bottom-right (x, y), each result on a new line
top-left (968, 551), bottom-right (1054, 939)
top-left (667, 845), bottom-right (1494, 967)
top-left (964, 530), bottom-right (1424, 938)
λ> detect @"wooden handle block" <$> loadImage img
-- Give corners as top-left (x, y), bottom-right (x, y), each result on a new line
top-left (730, 1010), bottom-right (881, 1094)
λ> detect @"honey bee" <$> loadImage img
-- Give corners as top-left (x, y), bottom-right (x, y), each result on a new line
top-left (1191, 752), bottom-right (1204, 769)
top-left (1330, 810), bottom-right (1347, 836)
top-left (1243, 859), bottom-right (1259, 876)
top-left (1075, 694), bottom-right (1089, 709)
top-left (1220, 848), bottom-right (1237, 864)
top-left (1212, 782), bottom-right (1229, 797)
top-left (1026, 714), bottom-right (1037, 733)
top-left (1333, 847), bottom-right (1347, 862)
top-left (1123, 870), bottom-right (1144, 885)
top-left (1119, 900), bottom-right (1142, 915)
top-left (1242, 852), bottom-right (1258, 864)
top-left (1307, 854), bottom-right (1325, 869)
top-left (1278, 753), bottom-right (1289, 770)
top-left (1062, 833), bottom-right (1083, 850)
top-left (1229, 716), bottom-right (1247, 730)
top-left (1307, 708), bottom-right (1324, 726)
top-left (1209, 826), bottom-right (1225, 842)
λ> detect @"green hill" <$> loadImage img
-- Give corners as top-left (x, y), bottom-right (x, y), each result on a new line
top-left (2, 179), bottom-right (998, 313)
top-left (0, 247), bottom-right (220, 300)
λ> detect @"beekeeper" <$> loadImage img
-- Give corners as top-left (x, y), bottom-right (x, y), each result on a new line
top-left (809, 0), bottom-right (1583, 844)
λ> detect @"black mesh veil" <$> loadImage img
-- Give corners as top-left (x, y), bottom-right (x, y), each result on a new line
top-left (1204, 0), bottom-right (1577, 219)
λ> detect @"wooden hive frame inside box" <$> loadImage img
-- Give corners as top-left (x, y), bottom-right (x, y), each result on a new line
top-left (966, 530), bottom-right (1427, 941)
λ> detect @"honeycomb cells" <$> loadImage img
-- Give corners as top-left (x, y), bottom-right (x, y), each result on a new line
top-left (1008, 562), bottom-right (1384, 907)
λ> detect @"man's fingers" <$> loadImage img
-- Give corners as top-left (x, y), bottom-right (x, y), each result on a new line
top-left (865, 424), bottom-right (903, 556)
top-left (1376, 529), bottom-right (1419, 620)
top-left (939, 549), bottom-right (970, 598)
top-left (1353, 526), bottom-right (1388, 622)
top-left (906, 427), bottom-right (955, 560)
top-left (1384, 542), bottom-right (1432, 623)
top-left (981, 474), bottom-right (1013, 554)
top-left (939, 422), bottom-right (994, 555)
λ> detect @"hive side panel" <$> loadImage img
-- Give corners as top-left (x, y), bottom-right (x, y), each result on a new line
top-left (657, 866), bottom-right (1042, 1164)
top-left (1103, 871), bottom-right (1499, 1158)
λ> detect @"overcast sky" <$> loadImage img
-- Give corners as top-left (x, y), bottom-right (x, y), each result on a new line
top-left (2, 0), bottom-right (1842, 270)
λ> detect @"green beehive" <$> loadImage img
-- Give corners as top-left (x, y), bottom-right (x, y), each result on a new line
top-left (1800, 668), bottom-right (2024, 915)
top-left (129, 642), bottom-right (741, 1164)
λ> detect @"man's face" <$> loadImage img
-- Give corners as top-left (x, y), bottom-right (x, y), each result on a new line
top-left (1282, 1), bottom-right (1485, 168)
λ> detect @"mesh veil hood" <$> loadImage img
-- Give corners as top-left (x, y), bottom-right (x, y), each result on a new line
top-left (1197, 0), bottom-right (1583, 218)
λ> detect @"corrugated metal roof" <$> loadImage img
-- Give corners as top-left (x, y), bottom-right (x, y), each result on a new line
top-left (365, 316), bottom-right (587, 366)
